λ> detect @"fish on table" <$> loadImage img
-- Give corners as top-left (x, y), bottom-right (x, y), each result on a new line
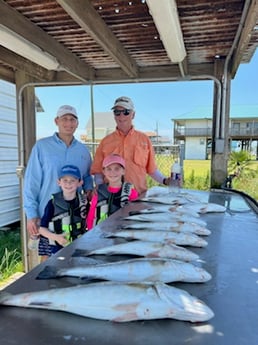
top-left (181, 202), bottom-right (226, 213)
top-left (131, 202), bottom-right (226, 215)
top-left (129, 207), bottom-right (201, 218)
top-left (143, 187), bottom-right (204, 203)
top-left (0, 281), bottom-right (214, 322)
top-left (37, 257), bottom-right (211, 283)
top-left (104, 229), bottom-right (208, 248)
top-left (74, 240), bottom-right (200, 262)
top-left (154, 203), bottom-right (226, 214)
top-left (139, 187), bottom-right (226, 213)
top-left (138, 196), bottom-right (189, 205)
top-left (123, 213), bottom-right (207, 227)
top-left (120, 222), bottom-right (211, 236)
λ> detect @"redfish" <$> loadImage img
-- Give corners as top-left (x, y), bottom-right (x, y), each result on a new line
top-left (120, 222), bottom-right (211, 236)
top-left (37, 257), bottom-right (211, 283)
top-left (105, 229), bottom-right (207, 247)
top-left (80, 240), bottom-right (199, 262)
top-left (123, 213), bottom-right (207, 227)
top-left (0, 281), bottom-right (214, 322)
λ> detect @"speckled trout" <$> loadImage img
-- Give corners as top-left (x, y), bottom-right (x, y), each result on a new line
top-left (37, 257), bottom-right (211, 283)
top-left (0, 281), bottom-right (214, 322)
top-left (81, 240), bottom-right (199, 262)
top-left (105, 230), bottom-right (208, 247)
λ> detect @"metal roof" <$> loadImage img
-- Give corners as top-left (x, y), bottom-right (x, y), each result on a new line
top-left (0, 0), bottom-right (257, 85)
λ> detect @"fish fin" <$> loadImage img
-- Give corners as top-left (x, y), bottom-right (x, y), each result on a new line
top-left (0, 292), bottom-right (13, 304)
top-left (72, 249), bottom-right (89, 257)
top-left (102, 233), bottom-right (113, 238)
top-left (128, 210), bottom-right (142, 216)
top-left (36, 265), bottom-right (59, 280)
top-left (80, 276), bottom-right (94, 282)
top-left (29, 301), bottom-right (53, 307)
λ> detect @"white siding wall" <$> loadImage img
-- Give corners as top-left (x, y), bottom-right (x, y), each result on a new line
top-left (0, 80), bottom-right (19, 227)
top-left (185, 137), bottom-right (207, 159)
top-left (186, 119), bottom-right (212, 128)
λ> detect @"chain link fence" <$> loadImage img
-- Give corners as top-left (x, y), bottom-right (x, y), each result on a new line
top-left (148, 144), bottom-right (181, 188)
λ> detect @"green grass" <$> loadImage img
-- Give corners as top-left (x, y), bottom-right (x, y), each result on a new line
top-left (183, 160), bottom-right (211, 178)
top-left (182, 159), bottom-right (258, 199)
top-left (150, 157), bottom-right (258, 200)
top-left (0, 225), bottom-right (23, 282)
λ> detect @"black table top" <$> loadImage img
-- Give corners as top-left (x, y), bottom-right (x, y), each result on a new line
top-left (1, 189), bottom-right (258, 345)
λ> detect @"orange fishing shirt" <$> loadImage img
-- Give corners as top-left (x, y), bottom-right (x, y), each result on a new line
top-left (90, 127), bottom-right (157, 194)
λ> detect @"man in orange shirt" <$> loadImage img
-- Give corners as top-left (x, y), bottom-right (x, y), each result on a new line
top-left (91, 96), bottom-right (170, 195)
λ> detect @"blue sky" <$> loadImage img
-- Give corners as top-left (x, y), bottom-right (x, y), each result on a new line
top-left (36, 49), bottom-right (258, 140)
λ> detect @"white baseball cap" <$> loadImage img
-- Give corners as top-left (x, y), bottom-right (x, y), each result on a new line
top-left (56, 105), bottom-right (78, 119)
top-left (111, 96), bottom-right (135, 111)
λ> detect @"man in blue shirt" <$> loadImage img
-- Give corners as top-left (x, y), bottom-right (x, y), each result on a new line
top-left (23, 104), bottom-right (93, 262)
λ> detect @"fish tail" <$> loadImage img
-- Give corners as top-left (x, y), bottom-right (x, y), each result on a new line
top-left (36, 265), bottom-right (59, 280)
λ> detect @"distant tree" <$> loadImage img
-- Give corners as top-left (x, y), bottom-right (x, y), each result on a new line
top-left (228, 150), bottom-right (255, 179)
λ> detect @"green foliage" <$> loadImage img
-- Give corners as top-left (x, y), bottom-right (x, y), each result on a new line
top-left (0, 248), bottom-right (22, 281)
top-left (189, 170), bottom-right (195, 185)
top-left (146, 176), bottom-right (159, 189)
top-left (183, 174), bottom-right (210, 191)
top-left (205, 170), bottom-right (210, 186)
top-left (232, 177), bottom-right (258, 197)
top-left (228, 150), bottom-right (257, 179)
top-left (0, 227), bottom-right (23, 282)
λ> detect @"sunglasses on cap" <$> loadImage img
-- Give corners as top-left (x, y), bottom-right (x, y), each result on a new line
top-left (113, 109), bottom-right (131, 116)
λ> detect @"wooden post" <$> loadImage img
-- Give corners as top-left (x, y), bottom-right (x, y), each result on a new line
top-left (15, 70), bottom-right (39, 271)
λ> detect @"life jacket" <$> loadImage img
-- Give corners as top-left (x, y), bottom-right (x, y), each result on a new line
top-left (49, 191), bottom-right (87, 243)
top-left (96, 182), bottom-right (132, 224)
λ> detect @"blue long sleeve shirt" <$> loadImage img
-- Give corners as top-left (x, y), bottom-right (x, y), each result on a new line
top-left (23, 133), bottom-right (93, 219)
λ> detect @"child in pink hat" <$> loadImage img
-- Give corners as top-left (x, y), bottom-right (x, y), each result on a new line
top-left (87, 154), bottom-right (138, 230)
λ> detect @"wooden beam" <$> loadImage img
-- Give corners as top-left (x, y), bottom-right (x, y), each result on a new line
top-left (0, 46), bottom-right (59, 82)
top-left (0, 65), bottom-right (14, 83)
top-left (0, 46), bottom-right (215, 85)
top-left (0, 46), bottom-right (89, 85)
top-left (56, 0), bottom-right (139, 78)
top-left (0, 0), bottom-right (95, 82)
top-left (93, 63), bottom-right (215, 84)
top-left (230, 0), bottom-right (258, 77)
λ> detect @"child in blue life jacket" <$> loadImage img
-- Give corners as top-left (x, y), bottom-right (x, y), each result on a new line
top-left (38, 164), bottom-right (88, 262)
top-left (87, 154), bottom-right (138, 230)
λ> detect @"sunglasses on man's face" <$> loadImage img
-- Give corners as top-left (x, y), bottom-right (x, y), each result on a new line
top-left (113, 109), bottom-right (131, 116)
